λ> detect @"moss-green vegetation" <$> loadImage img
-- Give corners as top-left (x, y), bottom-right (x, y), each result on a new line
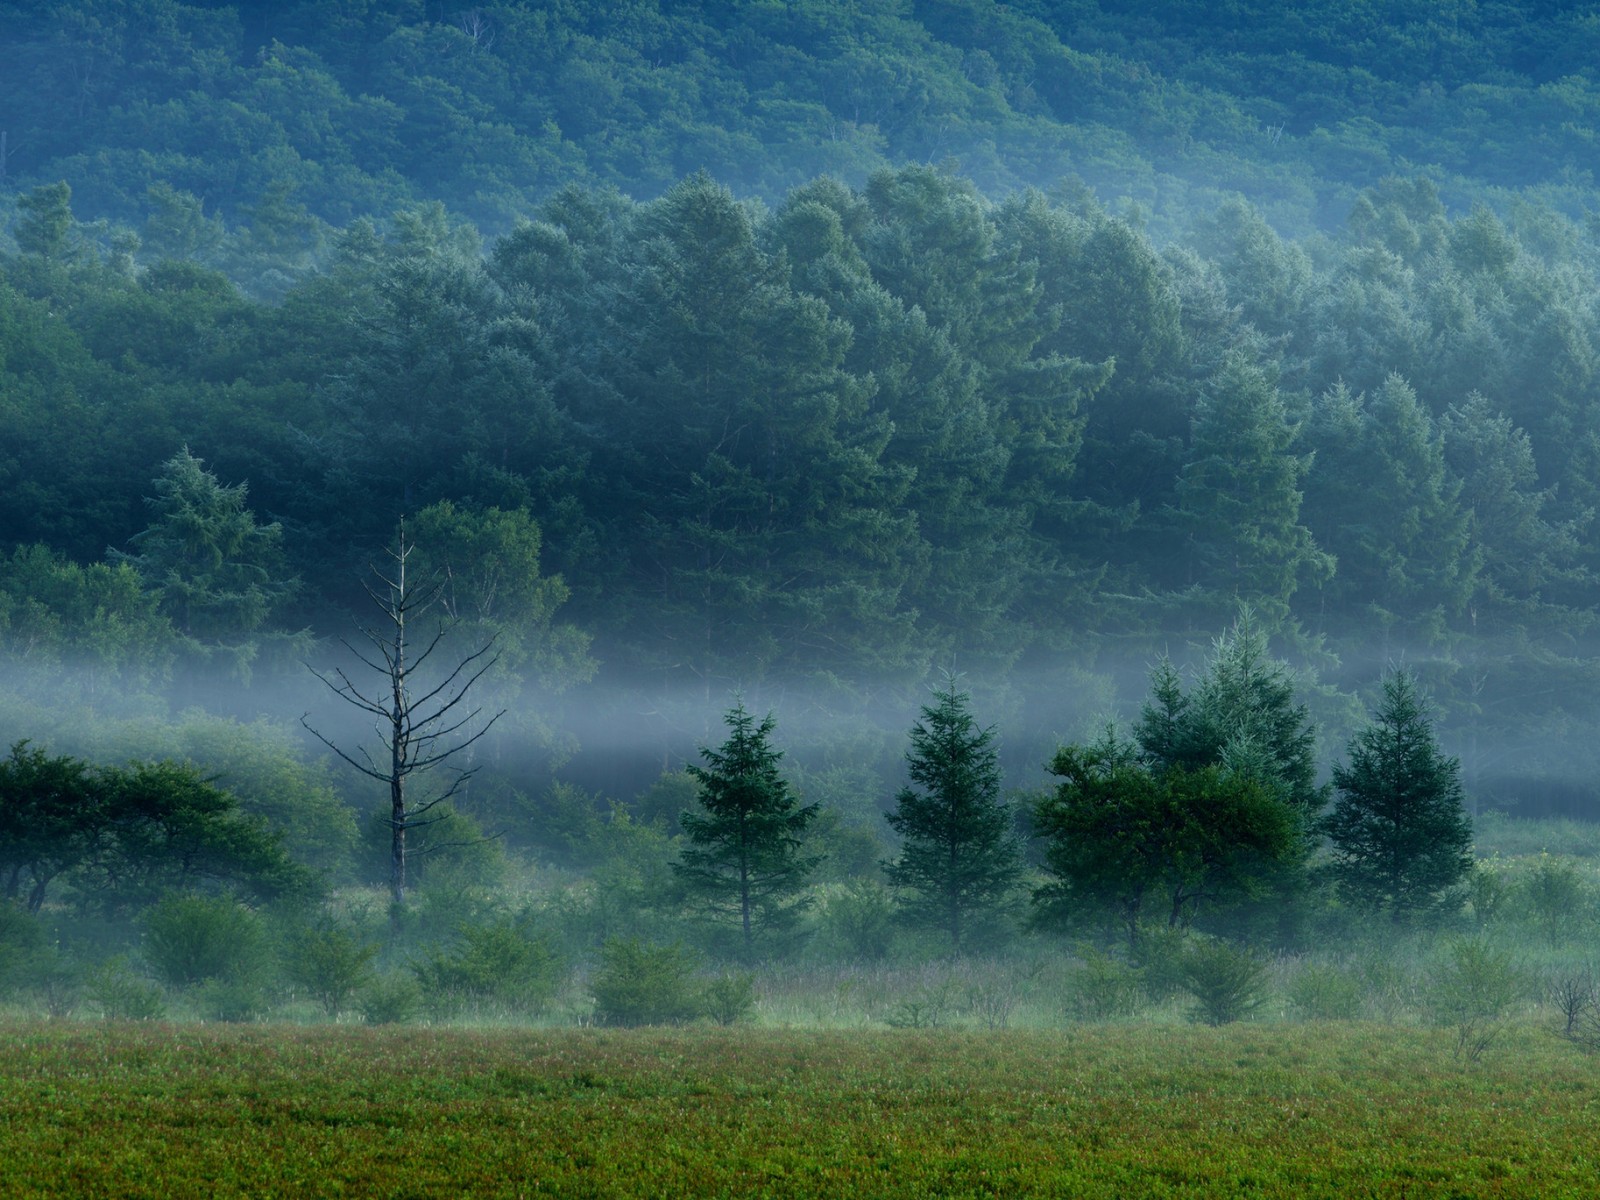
top-left (3, 1020), bottom-right (1599, 1198)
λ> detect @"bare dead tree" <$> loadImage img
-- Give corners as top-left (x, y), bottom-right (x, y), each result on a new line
top-left (302, 522), bottom-right (502, 914)
top-left (458, 9), bottom-right (496, 52)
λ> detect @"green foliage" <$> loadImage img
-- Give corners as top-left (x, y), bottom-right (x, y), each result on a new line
top-left (0, 901), bottom-right (46, 996)
top-left (84, 957), bottom-right (166, 1021)
top-left (0, 546), bottom-right (175, 697)
top-left (1032, 729), bottom-right (1298, 942)
top-left (1135, 611), bottom-right (1326, 823)
top-left (412, 918), bottom-right (563, 1016)
top-left (884, 681), bottom-right (1020, 955)
top-left (360, 972), bottom-right (422, 1026)
top-left (85, 758), bottom-right (311, 913)
top-left (12, 1021), bottom-right (1600, 1194)
top-left (1180, 938), bottom-right (1271, 1026)
top-left (589, 937), bottom-right (703, 1027)
top-left (14, 183), bottom-right (74, 260)
top-left (110, 447), bottom-right (303, 681)
top-left (1324, 671), bottom-right (1474, 921)
top-left (140, 892), bottom-right (264, 989)
top-left (818, 881), bottom-right (897, 964)
top-left (1516, 855), bottom-right (1591, 945)
top-left (0, 742), bottom-right (101, 913)
top-left (194, 976), bottom-right (271, 1023)
top-left (1067, 946), bottom-right (1146, 1022)
top-left (280, 918), bottom-right (379, 1019)
top-left (701, 972), bottom-right (758, 1026)
top-left (676, 704), bottom-right (822, 959)
top-left (1173, 354), bottom-right (1331, 624)
top-left (1429, 938), bottom-right (1524, 1062)
top-left (1286, 961), bottom-right (1365, 1021)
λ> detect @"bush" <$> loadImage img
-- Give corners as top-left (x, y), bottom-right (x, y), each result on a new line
top-left (281, 919), bottom-right (379, 1018)
top-left (1181, 938), bottom-right (1270, 1026)
top-left (195, 977), bottom-right (270, 1023)
top-left (361, 972), bottom-right (422, 1025)
top-left (1068, 946), bottom-right (1145, 1021)
top-left (34, 949), bottom-right (83, 1018)
top-left (590, 937), bottom-right (702, 1026)
top-left (141, 893), bottom-right (264, 988)
top-left (1544, 964), bottom-right (1597, 1039)
top-left (413, 918), bottom-right (564, 1017)
top-left (1429, 938), bottom-right (1523, 1061)
top-left (1132, 923), bottom-right (1189, 1002)
top-left (85, 958), bottom-right (166, 1021)
top-left (702, 972), bottom-right (757, 1025)
top-left (819, 880), bottom-right (896, 962)
top-left (884, 972), bottom-right (963, 1029)
top-left (0, 901), bottom-right (46, 997)
top-left (1518, 855), bottom-right (1589, 944)
top-left (1286, 960), bottom-right (1364, 1020)
top-left (1466, 861), bottom-right (1508, 929)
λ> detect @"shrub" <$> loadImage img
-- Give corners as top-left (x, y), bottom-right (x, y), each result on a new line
top-left (702, 972), bottom-right (757, 1025)
top-left (1429, 938), bottom-right (1523, 1062)
top-left (34, 949), bottom-right (83, 1018)
top-left (1544, 965), bottom-right (1597, 1039)
top-left (0, 902), bottom-right (46, 997)
top-left (819, 880), bottom-right (896, 962)
top-left (1068, 946), bottom-right (1145, 1021)
top-left (141, 893), bottom-right (264, 988)
top-left (195, 977), bottom-right (270, 1023)
top-left (1518, 855), bottom-right (1588, 944)
top-left (361, 972), bottom-right (422, 1025)
top-left (1286, 961), bottom-right (1364, 1020)
top-left (281, 919), bottom-right (379, 1018)
top-left (413, 918), bottom-right (564, 1016)
top-left (884, 973), bottom-right (963, 1029)
top-left (1181, 938), bottom-right (1270, 1026)
top-left (85, 958), bottom-right (166, 1021)
top-left (1466, 861), bottom-right (1508, 929)
top-left (590, 937), bottom-right (702, 1026)
top-left (1132, 923), bottom-right (1189, 1002)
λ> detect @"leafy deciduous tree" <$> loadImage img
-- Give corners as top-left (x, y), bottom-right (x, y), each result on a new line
top-left (1031, 729), bottom-right (1298, 945)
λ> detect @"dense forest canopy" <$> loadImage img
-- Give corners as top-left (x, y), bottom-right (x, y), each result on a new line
top-left (5, 0), bottom-right (1600, 866)
top-left (8, 0), bottom-right (1600, 241)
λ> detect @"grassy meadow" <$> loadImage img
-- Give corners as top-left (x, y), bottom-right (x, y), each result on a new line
top-left (4, 1019), bottom-right (1600, 1198)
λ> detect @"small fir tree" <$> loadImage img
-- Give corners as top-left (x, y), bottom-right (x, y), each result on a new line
top-left (1324, 671), bottom-right (1474, 921)
top-left (675, 703), bottom-right (821, 959)
top-left (884, 681), bottom-right (1021, 955)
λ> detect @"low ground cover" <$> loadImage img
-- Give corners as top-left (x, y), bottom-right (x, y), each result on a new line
top-left (3, 1020), bottom-right (1599, 1198)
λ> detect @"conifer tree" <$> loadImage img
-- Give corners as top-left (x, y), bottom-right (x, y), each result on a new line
top-left (113, 448), bottom-right (303, 683)
top-left (884, 680), bottom-right (1020, 955)
top-left (1324, 671), bottom-right (1474, 921)
top-left (676, 703), bottom-right (821, 959)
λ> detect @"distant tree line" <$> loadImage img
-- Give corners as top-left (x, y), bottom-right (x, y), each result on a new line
top-left (4, 167), bottom-right (1600, 805)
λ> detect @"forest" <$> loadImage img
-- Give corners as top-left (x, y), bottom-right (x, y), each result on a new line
top-left (4, 0), bottom-right (1600, 1039)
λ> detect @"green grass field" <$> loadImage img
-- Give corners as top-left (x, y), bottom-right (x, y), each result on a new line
top-left (3, 1020), bottom-right (1599, 1198)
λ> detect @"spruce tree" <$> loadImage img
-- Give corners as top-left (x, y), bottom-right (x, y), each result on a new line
top-left (884, 681), bottom-right (1020, 955)
top-left (676, 703), bottom-right (821, 959)
top-left (1324, 671), bottom-right (1474, 921)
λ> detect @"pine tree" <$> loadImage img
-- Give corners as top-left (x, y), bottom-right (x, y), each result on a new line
top-left (884, 681), bottom-right (1021, 955)
top-left (1324, 671), bottom-right (1474, 921)
top-left (676, 703), bottom-right (821, 959)
top-left (112, 448), bottom-right (303, 683)
top-left (1135, 609), bottom-right (1326, 822)
top-left (1174, 354), bottom-right (1331, 626)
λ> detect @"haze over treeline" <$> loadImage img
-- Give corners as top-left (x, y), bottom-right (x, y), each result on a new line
top-left (4, 0), bottom-right (1600, 884)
